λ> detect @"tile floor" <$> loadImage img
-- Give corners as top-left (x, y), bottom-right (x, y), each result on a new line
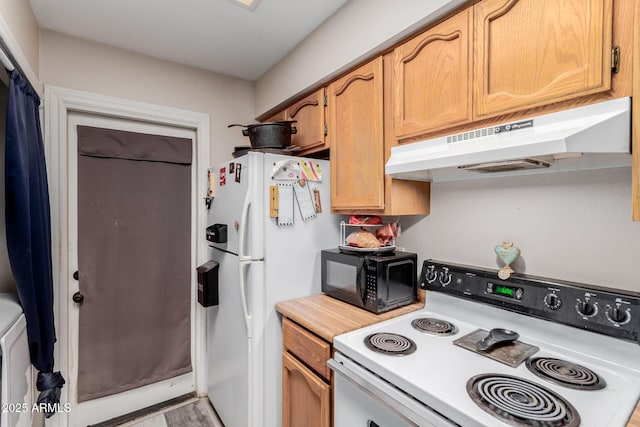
top-left (121, 398), bottom-right (223, 427)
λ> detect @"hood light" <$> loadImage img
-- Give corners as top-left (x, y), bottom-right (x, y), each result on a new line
top-left (227, 0), bottom-right (261, 11)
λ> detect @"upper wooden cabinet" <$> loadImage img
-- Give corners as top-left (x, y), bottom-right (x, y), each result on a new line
top-left (287, 88), bottom-right (328, 154)
top-left (328, 57), bottom-right (385, 211)
top-left (474, 0), bottom-right (613, 119)
top-left (393, 9), bottom-right (472, 139)
top-left (264, 110), bottom-right (286, 122)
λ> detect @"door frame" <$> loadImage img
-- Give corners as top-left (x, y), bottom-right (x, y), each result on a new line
top-left (44, 86), bottom-right (210, 427)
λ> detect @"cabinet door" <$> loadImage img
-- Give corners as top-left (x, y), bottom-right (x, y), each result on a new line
top-left (265, 109), bottom-right (286, 122)
top-left (288, 88), bottom-right (327, 153)
top-left (474, 0), bottom-right (613, 119)
top-left (394, 9), bottom-right (472, 139)
top-left (328, 57), bottom-right (384, 211)
top-left (282, 352), bottom-right (331, 427)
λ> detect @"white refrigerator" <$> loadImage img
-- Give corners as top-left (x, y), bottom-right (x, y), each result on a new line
top-left (206, 152), bottom-right (339, 427)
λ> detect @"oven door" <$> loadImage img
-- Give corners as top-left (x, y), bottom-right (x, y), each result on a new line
top-left (328, 353), bottom-right (457, 427)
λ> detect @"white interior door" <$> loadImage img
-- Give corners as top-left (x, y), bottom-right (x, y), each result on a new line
top-left (65, 112), bottom-right (197, 426)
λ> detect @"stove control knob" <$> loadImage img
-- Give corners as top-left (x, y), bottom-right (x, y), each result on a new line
top-left (605, 306), bottom-right (630, 325)
top-left (439, 267), bottom-right (452, 286)
top-left (425, 265), bottom-right (437, 283)
top-left (543, 293), bottom-right (562, 310)
top-left (576, 300), bottom-right (598, 318)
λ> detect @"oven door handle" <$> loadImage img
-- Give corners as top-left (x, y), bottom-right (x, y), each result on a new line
top-left (328, 355), bottom-right (458, 427)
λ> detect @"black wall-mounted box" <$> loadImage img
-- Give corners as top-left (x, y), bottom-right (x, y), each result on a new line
top-left (197, 261), bottom-right (219, 307)
top-left (206, 224), bottom-right (227, 243)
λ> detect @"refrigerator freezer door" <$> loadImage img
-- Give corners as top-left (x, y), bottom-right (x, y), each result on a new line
top-left (207, 248), bottom-right (265, 427)
top-left (261, 154), bottom-right (338, 296)
top-left (208, 154), bottom-right (263, 259)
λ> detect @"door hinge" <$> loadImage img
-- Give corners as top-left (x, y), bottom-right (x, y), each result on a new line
top-left (611, 46), bottom-right (620, 73)
top-left (323, 96), bottom-right (328, 107)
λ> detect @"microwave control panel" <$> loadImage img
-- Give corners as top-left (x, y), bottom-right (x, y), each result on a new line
top-left (364, 266), bottom-right (378, 308)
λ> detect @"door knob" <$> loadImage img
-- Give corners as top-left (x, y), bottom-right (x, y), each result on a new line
top-left (72, 292), bottom-right (84, 304)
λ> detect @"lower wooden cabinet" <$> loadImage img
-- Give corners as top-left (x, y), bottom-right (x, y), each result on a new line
top-left (282, 317), bottom-right (332, 427)
top-left (282, 352), bottom-right (331, 427)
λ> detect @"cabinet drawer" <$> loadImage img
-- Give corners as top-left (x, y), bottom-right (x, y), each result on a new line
top-left (283, 318), bottom-right (331, 380)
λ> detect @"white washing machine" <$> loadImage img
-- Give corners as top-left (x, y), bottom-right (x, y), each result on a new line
top-left (0, 293), bottom-right (33, 427)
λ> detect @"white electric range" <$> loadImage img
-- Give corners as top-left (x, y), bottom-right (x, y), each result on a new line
top-left (329, 260), bottom-right (640, 427)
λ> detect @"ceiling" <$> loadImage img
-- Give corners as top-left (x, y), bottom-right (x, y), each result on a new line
top-left (28, 0), bottom-right (349, 81)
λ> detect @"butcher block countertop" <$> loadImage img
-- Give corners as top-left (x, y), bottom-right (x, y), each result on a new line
top-left (275, 293), bottom-right (425, 342)
top-left (276, 294), bottom-right (640, 426)
top-left (629, 403), bottom-right (640, 427)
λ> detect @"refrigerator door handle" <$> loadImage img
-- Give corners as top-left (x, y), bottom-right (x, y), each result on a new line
top-left (238, 192), bottom-right (252, 263)
top-left (239, 260), bottom-right (254, 427)
top-left (238, 261), bottom-right (252, 338)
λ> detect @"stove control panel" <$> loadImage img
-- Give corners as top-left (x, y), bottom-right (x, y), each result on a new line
top-left (420, 260), bottom-right (640, 344)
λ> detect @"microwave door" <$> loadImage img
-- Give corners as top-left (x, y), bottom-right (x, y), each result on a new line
top-left (322, 252), bottom-right (366, 307)
top-left (385, 259), bottom-right (417, 304)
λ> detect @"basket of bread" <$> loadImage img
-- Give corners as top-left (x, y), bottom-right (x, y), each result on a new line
top-left (339, 216), bottom-right (399, 254)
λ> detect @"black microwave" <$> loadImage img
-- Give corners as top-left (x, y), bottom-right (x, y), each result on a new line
top-left (321, 249), bottom-right (417, 313)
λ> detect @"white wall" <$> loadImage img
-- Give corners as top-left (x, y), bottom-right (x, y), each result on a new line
top-left (396, 167), bottom-right (640, 293)
top-left (39, 30), bottom-right (255, 164)
top-left (254, 0), bottom-right (466, 116)
top-left (0, 0), bottom-right (39, 78)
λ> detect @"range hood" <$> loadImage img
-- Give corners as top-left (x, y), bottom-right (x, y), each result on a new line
top-left (385, 97), bottom-right (631, 182)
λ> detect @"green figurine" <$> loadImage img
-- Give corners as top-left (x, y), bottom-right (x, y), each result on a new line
top-left (494, 241), bottom-right (521, 280)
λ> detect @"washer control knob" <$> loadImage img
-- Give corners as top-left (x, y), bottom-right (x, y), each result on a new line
top-left (544, 293), bottom-right (562, 310)
top-left (606, 306), bottom-right (630, 325)
top-left (576, 300), bottom-right (597, 318)
top-left (439, 267), bottom-right (452, 286)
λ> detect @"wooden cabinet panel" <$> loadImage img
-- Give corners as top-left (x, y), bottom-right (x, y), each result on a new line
top-left (282, 351), bottom-right (331, 427)
top-left (394, 9), bottom-right (472, 139)
top-left (265, 110), bottom-right (286, 122)
top-left (287, 88), bottom-right (327, 154)
top-left (283, 318), bottom-right (331, 380)
top-left (474, 0), bottom-right (613, 119)
top-left (328, 57), bottom-right (385, 211)
top-left (628, 402), bottom-right (640, 426)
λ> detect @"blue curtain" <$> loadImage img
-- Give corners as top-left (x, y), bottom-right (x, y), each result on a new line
top-left (5, 69), bottom-right (65, 416)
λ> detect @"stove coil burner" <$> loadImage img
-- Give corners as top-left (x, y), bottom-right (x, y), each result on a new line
top-left (526, 357), bottom-right (606, 390)
top-left (411, 318), bottom-right (457, 336)
top-left (467, 374), bottom-right (580, 427)
top-left (364, 333), bottom-right (417, 356)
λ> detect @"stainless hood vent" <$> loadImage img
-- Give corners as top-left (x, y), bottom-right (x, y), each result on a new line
top-left (385, 97), bottom-right (631, 182)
